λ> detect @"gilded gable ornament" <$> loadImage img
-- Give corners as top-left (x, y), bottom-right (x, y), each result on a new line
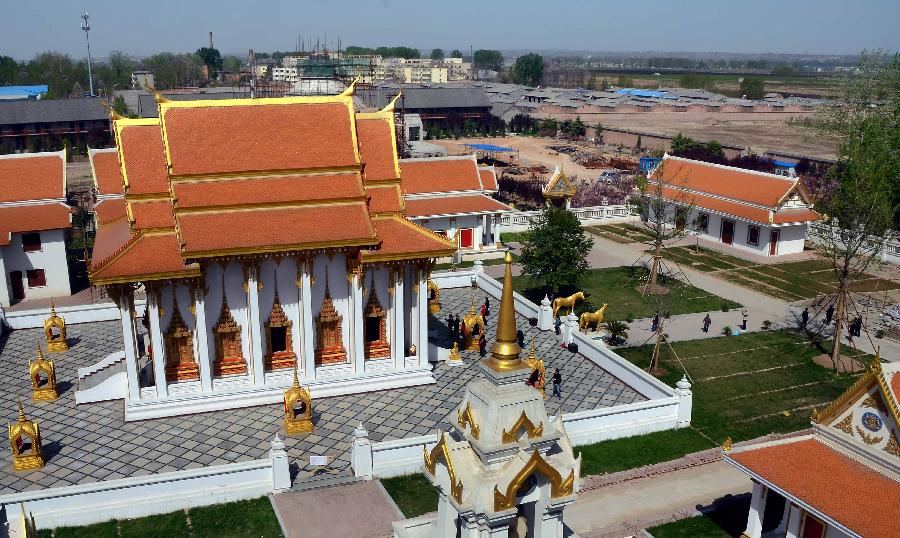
top-left (28, 346), bottom-right (58, 401)
top-left (44, 302), bottom-right (68, 352)
top-left (885, 431), bottom-right (900, 457)
top-left (8, 401), bottom-right (44, 472)
top-left (164, 307), bottom-right (199, 382)
top-left (833, 413), bottom-right (854, 435)
top-left (501, 410), bottom-right (544, 444)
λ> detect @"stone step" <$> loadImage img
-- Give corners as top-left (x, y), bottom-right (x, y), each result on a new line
top-left (289, 472), bottom-right (360, 492)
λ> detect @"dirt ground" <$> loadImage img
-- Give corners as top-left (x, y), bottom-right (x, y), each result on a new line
top-left (66, 160), bottom-right (94, 192)
top-left (537, 111), bottom-right (839, 161)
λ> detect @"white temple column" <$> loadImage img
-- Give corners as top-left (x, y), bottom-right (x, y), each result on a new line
top-left (148, 289), bottom-right (167, 398)
top-left (118, 288), bottom-right (141, 401)
top-left (432, 491), bottom-right (459, 538)
top-left (408, 265), bottom-right (418, 361)
top-left (785, 504), bottom-right (803, 538)
top-left (194, 286), bottom-right (213, 392)
top-left (300, 259), bottom-right (316, 380)
top-left (392, 267), bottom-right (405, 370)
top-left (351, 267), bottom-right (365, 374)
top-left (417, 267), bottom-right (429, 367)
top-left (475, 217), bottom-right (483, 250)
top-left (743, 481), bottom-right (767, 538)
top-left (492, 215), bottom-right (499, 246)
top-left (248, 266), bottom-right (266, 385)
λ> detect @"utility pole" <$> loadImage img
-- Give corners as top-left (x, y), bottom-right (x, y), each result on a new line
top-left (80, 10), bottom-right (94, 96)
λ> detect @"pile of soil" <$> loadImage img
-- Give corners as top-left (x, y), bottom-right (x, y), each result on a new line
top-left (812, 353), bottom-right (866, 373)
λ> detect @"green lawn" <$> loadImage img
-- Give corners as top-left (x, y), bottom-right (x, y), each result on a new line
top-left (648, 515), bottom-right (734, 538)
top-left (381, 474), bottom-right (439, 518)
top-left (434, 253), bottom-right (519, 272)
top-left (580, 428), bottom-right (714, 476)
top-left (588, 223), bottom-right (657, 244)
top-left (660, 246), bottom-right (899, 301)
top-left (510, 266), bottom-right (741, 321)
top-left (36, 497), bottom-right (282, 538)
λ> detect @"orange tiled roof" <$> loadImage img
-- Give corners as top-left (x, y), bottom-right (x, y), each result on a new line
top-left (405, 194), bottom-right (510, 218)
top-left (366, 184), bottom-right (404, 214)
top-left (728, 438), bottom-right (900, 538)
top-left (0, 152), bottom-right (65, 203)
top-left (479, 167), bottom-right (498, 191)
top-left (118, 123), bottom-right (170, 195)
top-left (172, 173), bottom-right (364, 209)
top-left (90, 149), bottom-right (124, 196)
top-left (357, 117), bottom-right (399, 182)
top-left (771, 207), bottom-right (820, 224)
top-left (177, 203), bottom-right (377, 257)
top-left (89, 218), bottom-right (133, 267)
top-left (653, 155), bottom-right (801, 207)
top-left (0, 203), bottom-right (72, 245)
top-left (93, 198), bottom-right (127, 226)
top-left (891, 372), bottom-right (900, 403)
top-left (161, 101), bottom-right (359, 176)
top-left (130, 201), bottom-right (176, 229)
top-left (362, 215), bottom-right (457, 262)
top-left (660, 187), bottom-right (818, 225)
top-left (400, 157), bottom-right (483, 194)
top-left (90, 231), bottom-right (200, 284)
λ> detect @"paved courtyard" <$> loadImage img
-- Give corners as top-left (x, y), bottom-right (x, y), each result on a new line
top-left (0, 286), bottom-right (645, 494)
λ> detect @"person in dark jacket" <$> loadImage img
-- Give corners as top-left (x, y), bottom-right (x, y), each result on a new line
top-left (552, 369), bottom-right (562, 398)
top-left (651, 311), bottom-right (660, 332)
top-left (702, 314), bottom-right (712, 333)
top-left (825, 304), bottom-right (835, 325)
top-left (516, 329), bottom-right (525, 347)
top-left (800, 307), bottom-right (809, 328)
top-left (478, 332), bottom-right (487, 357)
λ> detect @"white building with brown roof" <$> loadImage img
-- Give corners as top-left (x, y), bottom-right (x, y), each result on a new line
top-left (725, 356), bottom-right (900, 538)
top-left (0, 150), bottom-right (72, 306)
top-left (400, 154), bottom-right (510, 259)
top-left (649, 154), bottom-right (819, 256)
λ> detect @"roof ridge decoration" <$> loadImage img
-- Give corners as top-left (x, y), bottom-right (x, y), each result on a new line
top-left (423, 431), bottom-right (464, 504)
top-left (493, 449), bottom-right (575, 511)
top-left (543, 165), bottom-right (577, 198)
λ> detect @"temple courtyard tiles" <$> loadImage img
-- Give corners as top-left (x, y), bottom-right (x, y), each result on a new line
top-left (0, 287), bottom-right (645, 493)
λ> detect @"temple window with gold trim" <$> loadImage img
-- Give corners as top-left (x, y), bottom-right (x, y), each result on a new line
top-left (265, 291), bottom-right (296, 371)
top-left (212, 298), bottom-right (247, 377)
top-left (164, 307), bottom-right (199, 382)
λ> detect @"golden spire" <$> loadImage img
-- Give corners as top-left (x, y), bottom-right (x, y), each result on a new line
top-left (49, 300), bottom-right (56, 317)
top-left (35, 344), bottom-right (44, 361)
top-left (17, 399), bottom-right (26, 423)
top-left (486, 251), bottom-right (525, 371)
top-left (291, 360), bottom-right (300, 389)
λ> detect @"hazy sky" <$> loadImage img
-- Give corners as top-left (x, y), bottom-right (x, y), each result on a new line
top-left (3, 0), bottom-right (898, 60)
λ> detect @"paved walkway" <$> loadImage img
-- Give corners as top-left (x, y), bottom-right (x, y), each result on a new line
top-left (566, 461), bottom-right (751, 537)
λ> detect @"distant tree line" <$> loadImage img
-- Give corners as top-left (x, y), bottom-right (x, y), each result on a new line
top-left (343, 46), bottom-right (421, 59)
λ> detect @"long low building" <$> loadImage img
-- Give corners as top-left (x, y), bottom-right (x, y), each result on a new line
top-left (648, 154), bottom-right (819, 256)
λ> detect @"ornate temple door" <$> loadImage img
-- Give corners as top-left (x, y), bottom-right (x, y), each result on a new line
top-left (720, 220), bottom-right (734, 245)
top-left (769, 229), bottom-right (780, 256)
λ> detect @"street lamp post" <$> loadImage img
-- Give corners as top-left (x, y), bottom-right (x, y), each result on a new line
top-left (81, 10), bottom-right (94, 97)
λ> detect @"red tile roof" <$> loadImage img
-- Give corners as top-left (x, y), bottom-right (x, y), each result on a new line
top-left (90, 150), bottom-right (124, 196)
top-left (161, 101), bottom-right (359, 176)
top-left (93, 198), bottom-right (127, 226)
top-left (400, 157), bottom-right (483, 194)
top-left (91, 231), bottom-right (200, 284)
top-left (366, 184), bottom-right (404, 214)
top-left (177, 203), bottom-right (377, 257)
top-left (0, 203), bottom-right (72, 245)
top-left (357, 118), bottom-right (399, 182)
top-left (405, 194), bottom-right (510, 218)
top-left (891, 372), bottom-right (900, 404)
top-left (0, 152), bottom-right (65, 203)
top-left (729, 439), bottom-right (900, 538)
top-left (771, 207), bottom-right (820, 224)
top-left (118, 124), bottom-right (170, 195)
top-left (479, 168), bottom-right (498, 191)
top-left (653, 155), bottom-right (801, 207)
top-left (172, 173), bottom-right (363, 209)
top-left (130, 201), bottom-right (176, 229)
top-left (660, 187), bottom-right (818, 225)
top-left (362, 216), bottom-right (457, 262)
top-left (89, 218), bottom-right (133, 267)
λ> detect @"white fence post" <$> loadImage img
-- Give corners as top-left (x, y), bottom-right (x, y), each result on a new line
top-left (675, 376), bottom-right (693, 428)
top-left (351, 422), bottom-right (374, 479)
top-left (538, 295), bottom-right (553, 331)
top-left (269, 435), bottom-right (291, 492)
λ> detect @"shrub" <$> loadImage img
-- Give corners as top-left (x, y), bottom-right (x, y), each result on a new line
top-left (663, 311), bottom-right (671, 318)
top-left (722, 325), bottom-right (733, 336)
top-left (762, 320), bottom-right (772, 330)
top-left (625, 312), bottom-right (635, 323)
top-left (876, 329), bottom-right (886, 338)
top-left (721, 303), bottom-right (731, 312)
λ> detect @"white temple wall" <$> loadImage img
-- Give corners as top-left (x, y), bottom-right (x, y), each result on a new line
top-left (403, 264), bottom-right (414, 351)
top-left (259, 257), bottom-right (303, 369)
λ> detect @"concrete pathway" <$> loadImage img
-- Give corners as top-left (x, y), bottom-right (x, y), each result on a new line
top-left (565, 461), bottom-right (751, 537)
top-left (271, 481), bottom-right (402, 538)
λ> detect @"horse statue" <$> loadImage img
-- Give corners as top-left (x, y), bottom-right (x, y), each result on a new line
top-left (579, 304), bottom-right (608, 333)
top-left (552, 291), bottom-right (585, 319)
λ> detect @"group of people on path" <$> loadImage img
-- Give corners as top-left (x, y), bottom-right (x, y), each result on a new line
top-left (800, 306), bottom-right (864, 343)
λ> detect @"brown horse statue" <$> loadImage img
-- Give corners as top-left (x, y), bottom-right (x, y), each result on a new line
top-left (552, 291), bottom-right (585, 318)
top-left (579, 304), bottom-right (608, 333)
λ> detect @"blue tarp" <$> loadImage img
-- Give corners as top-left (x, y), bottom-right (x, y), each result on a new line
top-left (773, 160), bottom-right (797, 168)
top-left (463, 143), bottom-right (516, 153)
top-left (640, 157), bottom-right (662, 172)
top-left (0, 85), bottom-right (49, 98)
top-left (615, 88), bottom-right (671, 99)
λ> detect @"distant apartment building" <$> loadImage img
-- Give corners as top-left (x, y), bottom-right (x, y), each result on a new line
top-left (271, 66), bottom-right (300, 84)
top-left (0, 97), bottom-right (111, 153)
top-left (130, 71), bottom-right (155, 90)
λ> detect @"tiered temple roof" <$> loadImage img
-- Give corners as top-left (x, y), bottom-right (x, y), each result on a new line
top-left (0, 150), bottom-right (72, 246)
top-left (89, 90), bottom-right (455, 285)
top-left (399, 154), bottom-right (510, 218)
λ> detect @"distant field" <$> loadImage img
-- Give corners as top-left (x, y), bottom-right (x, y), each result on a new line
top-left (587, 71), bottom-right (839, 98)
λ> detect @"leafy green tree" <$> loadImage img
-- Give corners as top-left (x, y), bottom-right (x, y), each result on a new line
top-left (195, 47), bottom-right (223, 78)
top-left (473, 50), bottom-right (504, 71)
top-left (430, 48), bottom-right (444, 61)
top-left (510, 53), bottom-right (544, 86)
top-left (0, 55), bottom-right (20, 85)
top-left (24, 52), bottom-right (85, 98)
top-left (604, 320), bottom-right (629, 344)
top-left (222, 55), bottom-right (243, 72)
top-left (112, 95), bottom-right (128, 116)
top-left (143, 52), bottom-right (203, 89)
top-left (519, 206), bottom-right (594, 296)
top-left (450, 49), bottom-right (463, 58)
top-left (739, 76), bottom-right (765, 99)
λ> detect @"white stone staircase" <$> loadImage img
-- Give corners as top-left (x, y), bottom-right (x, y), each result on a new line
top-left (75, 350), bottom-right (127, 404)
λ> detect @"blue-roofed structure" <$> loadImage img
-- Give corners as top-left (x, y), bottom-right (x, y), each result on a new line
top-left (463, 143), bottom-right (516, 153)
top-left (615, 88), bottom-right (674, 99)
top-left (0, 85), bottom-right (49, 100)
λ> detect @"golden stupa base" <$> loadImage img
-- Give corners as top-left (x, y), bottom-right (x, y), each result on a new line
top-left (32, 388), bottom-right (58, 402)
top-left (46, 341), bottom-right (69, 353)
top-left (284, 418), bottom-right (314, 435)
top-left (12, 454), bottom-right (44, 472)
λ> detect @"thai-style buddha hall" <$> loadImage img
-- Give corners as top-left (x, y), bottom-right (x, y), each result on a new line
top-left (87, 89), bottom-right (461, 420)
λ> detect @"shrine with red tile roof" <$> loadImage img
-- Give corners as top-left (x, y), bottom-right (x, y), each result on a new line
top-left (0, 150), bottom-right (73, 306)
top-left (87, 89), bottom-right (459, 420)
top-left (724, 355), bottom-right (900, 538)
top-left (648, 154), bottom-right (819, 256)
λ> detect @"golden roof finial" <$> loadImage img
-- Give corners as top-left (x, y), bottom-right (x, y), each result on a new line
top-left (528, 336), bottom-right (536, 361)
top-left (340, 78), bottom-right (358, 97)
top-left (49, 300), bottom-right (57, 317)
top-left (17, 399), bottom-right (26, 423)
top-left (486, 251), bottom-right (525, 370)
top-left (35, 344), bottom-right (44, 361)
top-left (291, 360), bottom-right (300, 389)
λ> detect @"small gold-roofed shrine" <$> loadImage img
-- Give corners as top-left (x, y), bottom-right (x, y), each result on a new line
top-left (419, 252), bottom-right (580, 537)
top-left (29, 346), bottom-right (58, 401)
top-left (283, 365), bottom-right (313, 435)
top-left (8, 401), bottom-right (44, 472)
top-left (542, 165), bottom-right (577, 209)
top-left (461, 294), bottom-right (485, 351)
top-left (427, 279), bottom-right (441, 314)
top-left (87, 88), bottom-right (457, 420)
top-left (43, 302), bottom-right (68, 352)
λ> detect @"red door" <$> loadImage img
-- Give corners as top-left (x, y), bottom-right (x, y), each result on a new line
top-left (721, 220), bottom-right (734, 245)
top-left (459, 228), bottom-right (473, 248)
top-left (10, 271), bottom-right (25, 302)
top-left (769, 229), bottom-right (780, 256)
top-left (801, 515), bottom-right (825, 538)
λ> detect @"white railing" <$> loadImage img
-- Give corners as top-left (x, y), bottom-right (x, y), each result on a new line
top-left (807, 222), bottom-right (900, 264)
top-left (497, 205), bottom-right (633, 233)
